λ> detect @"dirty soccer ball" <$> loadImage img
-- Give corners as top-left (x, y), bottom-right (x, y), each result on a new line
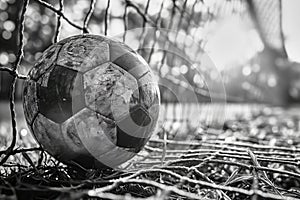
top-left (23, 34), bottom-right (160, 169)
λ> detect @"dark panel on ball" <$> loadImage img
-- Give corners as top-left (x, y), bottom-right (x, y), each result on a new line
top-left (37, 65), bottom-right (86, 124)
top-left (32, 113), bottom-right (68, 158)
top-left (116, 105), bottom-right (152, 152)
top-left (109, 41), bottom-right (150, 79)
top-left (23, 80), bottom-right (39, 125)
top-left (130, 104), bottom-right (152, 126)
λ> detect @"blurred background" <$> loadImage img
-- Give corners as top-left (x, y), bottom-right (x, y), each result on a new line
top-left (1, 0), bottom-right (300, 134)
top-left (2, 2), bottom-right (300, 198)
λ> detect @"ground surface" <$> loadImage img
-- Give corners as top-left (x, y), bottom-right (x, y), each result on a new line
top-left (1, 102), bottom-right (300, 199)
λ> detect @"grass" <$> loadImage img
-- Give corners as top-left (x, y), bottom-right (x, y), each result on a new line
top-left (1, 104), bottom-right (300, 199)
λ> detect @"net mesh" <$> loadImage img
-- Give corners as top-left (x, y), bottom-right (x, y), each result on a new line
top-left (248, 0), bottom-right (286, 54)
top-left (1, 0), bottom-right (300, 199)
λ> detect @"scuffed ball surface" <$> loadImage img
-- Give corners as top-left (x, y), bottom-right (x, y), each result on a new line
top-left (23, 34), bottom-right (160, 169)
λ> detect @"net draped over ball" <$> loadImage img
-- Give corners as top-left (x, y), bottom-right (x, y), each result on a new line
top-left (23, 34), bottom-right (160, 169)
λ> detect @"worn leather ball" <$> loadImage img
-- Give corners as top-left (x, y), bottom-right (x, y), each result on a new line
top-left (23, 34), bottom-right (160, 169)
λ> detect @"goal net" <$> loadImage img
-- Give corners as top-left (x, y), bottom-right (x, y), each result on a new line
top-left (1, 0), bottom-right (300, 199)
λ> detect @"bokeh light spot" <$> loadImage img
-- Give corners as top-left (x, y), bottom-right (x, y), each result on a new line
top-left (268, 75), bottom-right (277, 87)
top-left (0, 12), bottom-right (8, 21)
top-left (171, 67), bottom-right (180, 76)
top-left (160, 64), bottom-right (169, 77)
top-left (0, 52), bottom-right (9, 65)
top-left (193, 74), bottom-right (204, 87)
top-left (2, 30), bottom-right (12, 40)
top-left (180, 65), bottom-right (188, 74)
top-left (3, 20), bottom-right (15, 31)
top-left (0, 1), bottom-right (8, 10)
top-left (42, 25), bottom-right (52, 35)
top-left (20, 128), bottom-right (28, 137)
top-left (242, 65), bottom-right (252, 76)
top-left (41, 15), bottom-right (49, 24)
top-left (8, 53), bottom-right (16, 63)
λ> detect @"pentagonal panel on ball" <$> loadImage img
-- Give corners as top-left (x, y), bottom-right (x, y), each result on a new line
top-left (115, 104), bottom-right (153, 153)
top-left (83, 62), bottom-right (139, 120)
top-left (37, 65), bottom-right (86, 124)
top-left (57, 37), bottom-right (110, 73)
top-left (23, 79), bottom-right (39, 125)
top-left (29, 44), bottom-right (62, 81)
top-left (61, 108), bottom-right (117, 161)
top-left (32, 113), bottom-right (68, 159)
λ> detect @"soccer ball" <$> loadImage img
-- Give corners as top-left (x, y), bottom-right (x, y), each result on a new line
top-left (23, 34), bottom-right (160, 169)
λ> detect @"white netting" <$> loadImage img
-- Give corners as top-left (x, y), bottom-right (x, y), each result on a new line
top-left (1, 0), bottom-right (300, 199)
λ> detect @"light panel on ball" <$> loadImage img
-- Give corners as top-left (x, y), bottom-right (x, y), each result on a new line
top-left (23, 34), bottom-right (160, 169)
